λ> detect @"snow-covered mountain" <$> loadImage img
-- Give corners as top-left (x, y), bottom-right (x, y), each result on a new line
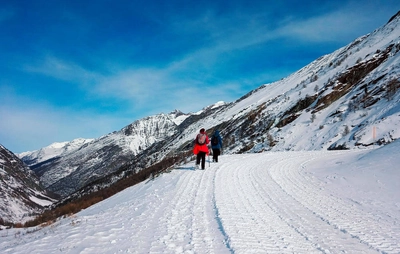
top-left (19, 11), bottom-right (400, 201)
top-left (18, 138), bottom-right (94, 167)
top-left (0, 144), bottom-right (56, 224)
top-left (19, 110), bottom-right (191, 197)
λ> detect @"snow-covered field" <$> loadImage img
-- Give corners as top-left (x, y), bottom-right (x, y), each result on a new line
top-left (1, 141), bottom-right (399, 254)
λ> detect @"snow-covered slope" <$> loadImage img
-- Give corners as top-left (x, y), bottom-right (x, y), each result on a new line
top-left (0, 144), bottom-right (55, 224)
top-left (130, 12), bottom-right (400, 173)
top-left (165, 11), bottom-right (400, 153)
top-left (2, 140), bottom-right (399, 253)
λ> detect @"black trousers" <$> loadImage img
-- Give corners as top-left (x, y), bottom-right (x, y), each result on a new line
top-left (212, 149), bottom-right (220, 162)
top-left (196, 151), bottom-right (206, 169)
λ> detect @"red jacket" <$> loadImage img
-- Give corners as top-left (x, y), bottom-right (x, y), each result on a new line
top-left (193, 134), bottom-right (209, 155)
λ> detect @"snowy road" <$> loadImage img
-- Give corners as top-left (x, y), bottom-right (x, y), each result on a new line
top-left (214, 152), bottom-right (399, 253)
top-left (1, 150), bottom-right (399, 253)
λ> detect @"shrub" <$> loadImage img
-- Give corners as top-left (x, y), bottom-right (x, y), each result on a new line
top-left (311, 113), bottom-right (316, 123)
top-left (385, 78), bottom-right (399, 100)
top-left (343, 125), bottom-right (350, 136)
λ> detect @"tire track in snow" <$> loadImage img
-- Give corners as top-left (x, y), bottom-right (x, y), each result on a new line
top-left (214, 152), bottom-right (399, 253)
top-left (268, 151), bottom-right (400, 254)
top-left (215, 154), bottom-right (318, 253)
top-left (259, 152), bottom-right (377, 253)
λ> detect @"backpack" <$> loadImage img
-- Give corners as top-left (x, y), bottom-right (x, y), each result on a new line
top-left (211, 135), bottom-right (218, 146)
top-left (197, 133), bottom-right (206, 145)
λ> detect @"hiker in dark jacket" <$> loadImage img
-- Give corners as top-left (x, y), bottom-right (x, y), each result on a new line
top-left (211, 130), bottom-right (222, 162)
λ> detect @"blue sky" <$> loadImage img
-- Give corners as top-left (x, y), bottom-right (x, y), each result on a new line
top-left (1, 0), bottom-right (399, 153)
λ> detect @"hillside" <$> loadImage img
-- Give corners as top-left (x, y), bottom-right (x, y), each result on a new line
top-left (142, 11), bottom-right (400, 165)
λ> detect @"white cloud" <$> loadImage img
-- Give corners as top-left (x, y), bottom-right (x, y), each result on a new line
top-left (169, 9), bottom-right (275, 56)
top-left (23, 55), bottom-right (98, 84)
top-left (0, 97), bottom-right (126, 153)
top-left (275, 2), bottom-right (394, 44)
top-left (95, 68), bottom-right (168, 101)
top-left (20, 5), bottom-right (369, 117)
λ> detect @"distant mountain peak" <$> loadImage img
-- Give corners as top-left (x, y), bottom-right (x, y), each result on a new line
top-left (18, 138), bottom-right (94, 166)
top-left (193, 101), bottom-right (228, 115)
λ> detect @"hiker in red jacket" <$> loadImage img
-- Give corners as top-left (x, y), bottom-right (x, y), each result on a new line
top-left (193, 128), bottom-right (209, 170)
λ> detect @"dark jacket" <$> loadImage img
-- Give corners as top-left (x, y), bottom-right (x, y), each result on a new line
top-left (211, 130), bottom-right (223, 150)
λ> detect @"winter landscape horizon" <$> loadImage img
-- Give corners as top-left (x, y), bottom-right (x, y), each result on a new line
top-left (1, 3), bottom-right (400, 254)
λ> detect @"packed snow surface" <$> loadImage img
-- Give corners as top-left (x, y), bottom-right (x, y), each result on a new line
top-left (1, 141), bottom-right (399, 253)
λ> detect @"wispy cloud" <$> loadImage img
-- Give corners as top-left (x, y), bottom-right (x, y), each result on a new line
top-left (167, 8), bottom-right (276, 56)
top-left (18, 2), bottom-right (383, 111)
top-left (23, 55), bottom-right (98, 83)
top-left (277, 12), bottom-right (361, 43)
top-left (275, 2), bottom-right (392, 43)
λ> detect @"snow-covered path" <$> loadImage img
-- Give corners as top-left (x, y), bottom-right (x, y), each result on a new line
top-left (1, 148), bottom-right (399, 254)
top-left (215, 152), bottom-right (399, 253)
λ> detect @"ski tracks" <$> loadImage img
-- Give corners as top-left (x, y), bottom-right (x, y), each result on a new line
top-left (213, 152), bottom-right (400, 254)
top-left (143, 168), bottom-right (228, 254)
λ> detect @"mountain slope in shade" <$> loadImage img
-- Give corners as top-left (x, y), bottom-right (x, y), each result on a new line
top-left (0, 144), bottom-right (56, 224)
